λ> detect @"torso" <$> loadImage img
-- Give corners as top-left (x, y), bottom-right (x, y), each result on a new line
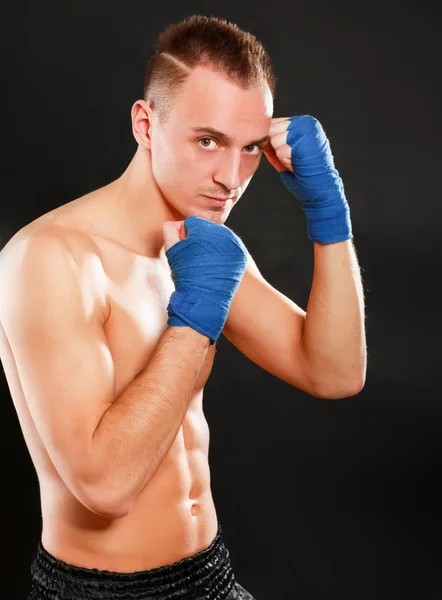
top-left (0, 185), bottom-right (219, 571)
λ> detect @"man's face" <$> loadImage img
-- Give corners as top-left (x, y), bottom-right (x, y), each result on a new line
top-left (149, 65), bottom-right (273, 224)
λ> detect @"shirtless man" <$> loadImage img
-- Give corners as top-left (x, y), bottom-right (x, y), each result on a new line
top-left (0, 15), bottom-right (366, 600)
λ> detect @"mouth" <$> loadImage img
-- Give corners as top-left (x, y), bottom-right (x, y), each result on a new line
top-left (202, 195), bottom-right (233, 207)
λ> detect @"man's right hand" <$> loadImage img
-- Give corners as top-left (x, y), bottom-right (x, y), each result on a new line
top-left (162, 220), bottom-right (187, 252)
top-left (163, 216), bottom-right (248, 346)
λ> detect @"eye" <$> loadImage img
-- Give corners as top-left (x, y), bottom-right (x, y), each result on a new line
top-left (198, 138), bottom-right (217, 149)
top-left (244, 144), bottom-right (261, 155)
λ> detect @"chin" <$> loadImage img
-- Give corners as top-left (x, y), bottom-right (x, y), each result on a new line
top-left (193, 209), bottom-right (229, 225)
top-left (168, 197), bottom-right (231, 225)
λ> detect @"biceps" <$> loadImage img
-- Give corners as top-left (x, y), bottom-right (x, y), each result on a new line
top-left (222, 266), bottom-right (317, 394)
top-left (5, 312), bottom-right (115, 484)
top-left (0, 236), bottom-right (116, 496)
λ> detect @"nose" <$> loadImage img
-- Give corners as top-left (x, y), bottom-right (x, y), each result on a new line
top-left (213, 149), bottom-right (242, 193)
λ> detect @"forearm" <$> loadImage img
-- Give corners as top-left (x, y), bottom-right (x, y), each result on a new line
top-left (301, 238), bottom-right (366, 397)
top-left (85, 326), bottom-right (210, 516)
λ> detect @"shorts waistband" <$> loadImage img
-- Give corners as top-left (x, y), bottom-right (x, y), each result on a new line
top-left (30, 523), bottom-right (236, 599)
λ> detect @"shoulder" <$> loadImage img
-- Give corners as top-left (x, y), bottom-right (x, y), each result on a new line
top-left (0, 218), bottom-right (108, 327)
top-left (1, 217), bottom-right (97, 273)
top-left (1, 192), bottom-right (96, 261)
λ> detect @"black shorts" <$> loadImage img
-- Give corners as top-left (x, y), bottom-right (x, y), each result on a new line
top-left (27, 522), bottom-right (256, 599)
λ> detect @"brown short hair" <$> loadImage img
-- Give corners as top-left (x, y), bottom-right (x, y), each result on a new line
top-left (143, 15), bottom-right (276, 122)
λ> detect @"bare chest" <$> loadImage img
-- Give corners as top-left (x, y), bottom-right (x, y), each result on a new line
top-left (96, 238), bottom-right (216, 399)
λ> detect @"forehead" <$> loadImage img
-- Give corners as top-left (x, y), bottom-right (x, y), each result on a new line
top-left (170, 65), bottom-right (273, 134)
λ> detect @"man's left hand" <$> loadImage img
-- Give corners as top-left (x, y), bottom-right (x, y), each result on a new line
top-left (263, 114), bottom-right (353, 245)
top-left (262, 117), bottom-right (295, 173)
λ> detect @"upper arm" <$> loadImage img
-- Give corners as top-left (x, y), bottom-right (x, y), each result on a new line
top-left (222, 252), bottom-right (319, 396)
top-left (0, 231), bottom-right (116, 506)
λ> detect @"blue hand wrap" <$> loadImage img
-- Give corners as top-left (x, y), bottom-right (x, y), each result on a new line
top-left (279, 115), bottom-right (352, 244)
top-left (165, 216), bottom-right (248, 345)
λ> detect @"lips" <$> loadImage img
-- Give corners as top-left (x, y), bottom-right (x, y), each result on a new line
top-left (204, 195), bottom-right (231, 201)
top-left (202, 195), bottom-right (233, 207)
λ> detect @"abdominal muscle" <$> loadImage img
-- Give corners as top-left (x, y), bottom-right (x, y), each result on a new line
top-left (40, 394), bottom-right (219, 572)
top-left (0, 198), bottom-right (220, 572)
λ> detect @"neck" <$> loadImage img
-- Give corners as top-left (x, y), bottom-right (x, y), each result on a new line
top-left (105, 146), bottom-right (183, 258)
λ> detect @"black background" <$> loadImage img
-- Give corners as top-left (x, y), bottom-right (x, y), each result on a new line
top-left (1, 1), bottom-right (440, 598)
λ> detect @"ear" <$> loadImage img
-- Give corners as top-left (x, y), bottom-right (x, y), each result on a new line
top-left (131, 100), bottom-right (154, 149)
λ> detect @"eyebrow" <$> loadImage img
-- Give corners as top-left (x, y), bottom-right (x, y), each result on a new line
top-left (190, 126), bottom-right (270, 146)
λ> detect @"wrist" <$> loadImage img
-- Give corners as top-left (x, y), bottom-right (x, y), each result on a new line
top-left (167, 285), bottom-right (227, 346)
top-left (166, 323), bottom-right (212, 347)
top-left (280, 171), bottom-right (352, 244)
top-left (306, 203), bottom-right (352, 244)
top-left (167, 316), bottom-right (215, 346)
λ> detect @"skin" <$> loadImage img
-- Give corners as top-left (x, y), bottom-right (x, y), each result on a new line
top-left (117, 64), bottom-right (274, 255)
top-left (0, 62), bottom-right (365, 574)
top-left (0, 65), bottom-right (277, 572)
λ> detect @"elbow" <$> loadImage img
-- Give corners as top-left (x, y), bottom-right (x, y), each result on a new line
top-left (313, 376), bottom-right (366, 400)
top-left (88, 498), bottom-right (130, 520)
top-left (72, 456), bottom-right (136, 519)
top-left (300, 345), bottom-right (366, 400)
top-left (86, 492), bottom-right (131, 520)
top-left (79, 481), bottom-right (133, 520)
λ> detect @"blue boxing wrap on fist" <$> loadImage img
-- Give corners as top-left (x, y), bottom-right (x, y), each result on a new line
top-left (280, 115), bottom-right (352, 244)
top-left (165, 216), bottom-right (248, 345)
